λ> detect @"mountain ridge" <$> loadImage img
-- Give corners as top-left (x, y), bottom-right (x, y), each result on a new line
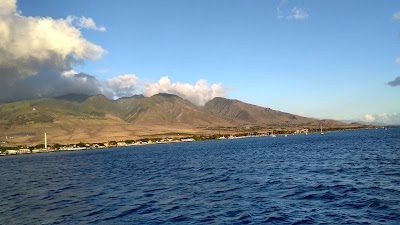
top-left (0, 93), bottom-right (363, 145)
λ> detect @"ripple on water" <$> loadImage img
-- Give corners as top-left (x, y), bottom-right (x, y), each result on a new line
top-left (0, 129), bottom-right (400, 224)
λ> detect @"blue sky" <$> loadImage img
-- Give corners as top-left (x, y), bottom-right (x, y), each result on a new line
top-left (13, 0), bottom-right (400, 123)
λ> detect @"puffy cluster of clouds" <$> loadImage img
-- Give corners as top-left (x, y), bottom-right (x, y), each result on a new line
top-left (142, 76), bottom-right (228, 106)
top-left (0, 0), bottom-right (106, 101)
top-left (287, 7), bottom-right (309, 20)
top-left (363, 114), bottom-right (376, 122)
top-left (0, 0), bottom-right (16, 15)
top-left (277, 0), bottom-right (309, 20)
top-left (68, 16), bottom-right (107, 32)
top-left (59, 72), bottom-right (229, 105)
top-left (104, 74), bottom-right (140, 99)
top-left (363, 113), bottom-right (400, 125)
top-left (0, 0), bottom-right (229, 105)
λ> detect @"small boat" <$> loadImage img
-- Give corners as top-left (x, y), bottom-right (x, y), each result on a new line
top-left (320, 125), bottom-right (324, 135)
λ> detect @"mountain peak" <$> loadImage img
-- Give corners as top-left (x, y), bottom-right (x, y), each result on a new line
top-left (0, 94), bottom-right (360, 145)
top-left (205, 96), bottom-right (318, 125)
top-left (118, 94), bottom-right (145, 100)
top-left (152, 93), bottom-right (180, 98)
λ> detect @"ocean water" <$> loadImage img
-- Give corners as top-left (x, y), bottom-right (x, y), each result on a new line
top-left (1, 128), bottom-right (400, 224)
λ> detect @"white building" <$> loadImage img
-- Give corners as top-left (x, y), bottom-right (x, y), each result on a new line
top-left (5, 150), bottom-right (17, 155)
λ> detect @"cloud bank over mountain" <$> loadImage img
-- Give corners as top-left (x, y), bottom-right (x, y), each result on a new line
top-left (0, 0), bottom-right (229, 105)
top-left (104, 74), bottom-right (140, 99)
top-left (0, 0), bottom-right (106, 101)
top-left (142, 76), bottom-right (228, 106)
top-left (363, 113), bottom-right (400, 125)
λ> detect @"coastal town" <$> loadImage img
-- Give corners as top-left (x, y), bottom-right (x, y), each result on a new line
top-left (0, 129), bottom-right (315, 156)
top-left (2, 126), bottom-right (386, 156)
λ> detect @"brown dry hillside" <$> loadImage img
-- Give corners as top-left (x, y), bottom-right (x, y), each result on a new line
top-left (0, 93), bottom-right (359, 146)
top-left (204, 97), bottom-right (319, 126)
top-left (124, 93), bottom-right (232, 127)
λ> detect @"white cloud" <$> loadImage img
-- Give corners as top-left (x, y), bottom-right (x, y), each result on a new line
top-left (378, 113), bottom-right (389, 121)
top-left (0, 0), bottom-right (231, 105)
top-left (68, 16), bottom-right (107, 32)
top-left (277, 1), bottom-right (309, 21)
top-left (395, 57), bottom-right (400, 64)
top-left (104, 74), bottom-right (140, 98)
top-left (0, 0), bottom-right (106, 101)
top-left (62, 70), bottom-right (78, 77)
top-left (0, 0), bottom-right (106, 78)
top-left (287, 7), bottom-right (309, 20)
top-left (363, 114), bottom-right (375, 122)
top-left (393, 11), bottom-right (400, 20)
top-left (142, 76), bottom-right (228, 106)
top-left (363, 113), bottom-right (400, 125)
top-left (0, 0), bottom-right (16, 15)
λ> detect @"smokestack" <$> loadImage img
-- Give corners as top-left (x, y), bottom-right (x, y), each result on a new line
top-left (44, 133), bottom-right (47, 150)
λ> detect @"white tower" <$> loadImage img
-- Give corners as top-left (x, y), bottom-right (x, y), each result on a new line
top-left (44, 133), bottom-right (47, 150)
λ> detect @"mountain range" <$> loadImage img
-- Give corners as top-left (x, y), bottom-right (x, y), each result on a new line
top-left (0, 94), bottom-right (363, 145)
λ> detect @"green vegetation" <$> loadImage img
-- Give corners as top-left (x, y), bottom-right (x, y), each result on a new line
top-left (52, 143), bottom-right (64, 150)
top-left (141, 132), bottom-right (195, 138)
top-left (76, 142), bottom-right (86, 148)
top-left (124, 140), bottom-right (135, 144)
top-left (192, 135), bottom-right (206, 141)
top-left (0, 95), bottom-right (115, 129)
top-left (34, 144), bottom-right (45, 149)
top-left (139, 137), bottom-right (162, 143)
top-left (0, 94), bottom-right (371, 154)
top-left (9, 113), bottom-right (54, 125)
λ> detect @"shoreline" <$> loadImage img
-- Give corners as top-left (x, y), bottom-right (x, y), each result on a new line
top-left (0, 127), bottom-right (386, 157)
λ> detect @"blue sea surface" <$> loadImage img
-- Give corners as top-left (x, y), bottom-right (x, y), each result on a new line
top-left (1, 128), bottom-right (400, 224)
